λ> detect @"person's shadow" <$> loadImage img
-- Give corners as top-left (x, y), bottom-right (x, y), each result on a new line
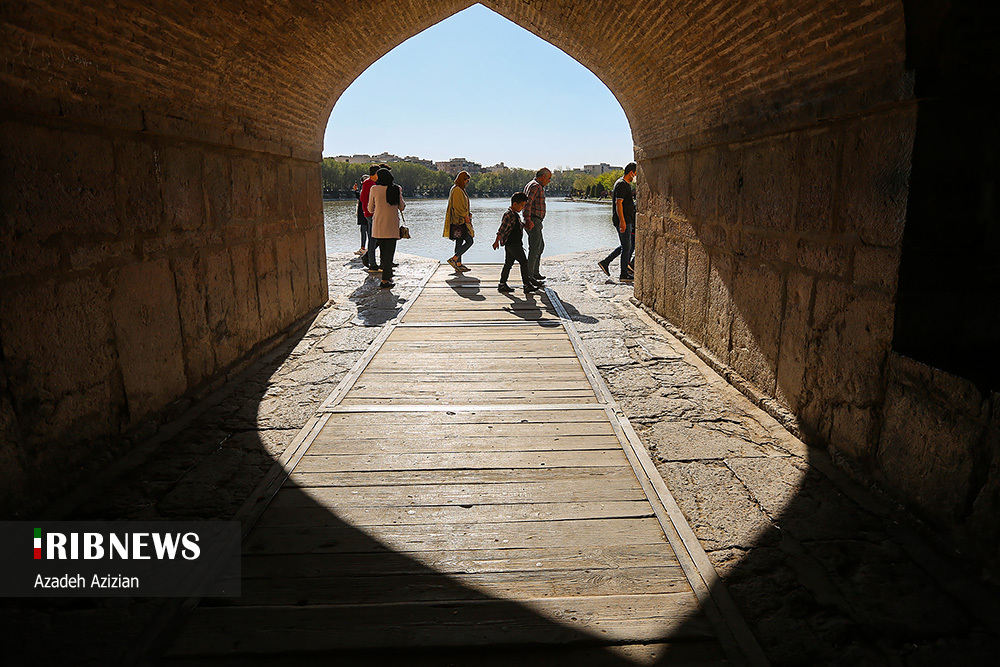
top-left (443, 272), bottom-right (487, 302)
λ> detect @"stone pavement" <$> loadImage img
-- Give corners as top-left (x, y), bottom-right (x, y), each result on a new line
top-left (5, 249), bottom-right (999, 666)
top-left (542, 251), bottom-right (1000, 666)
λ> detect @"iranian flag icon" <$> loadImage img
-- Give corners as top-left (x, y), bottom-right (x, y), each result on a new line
top-left (34, 528), bottom-right (41, 559)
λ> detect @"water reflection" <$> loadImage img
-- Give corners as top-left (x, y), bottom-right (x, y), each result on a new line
top-left (324, 197), bottom-right (619, 263)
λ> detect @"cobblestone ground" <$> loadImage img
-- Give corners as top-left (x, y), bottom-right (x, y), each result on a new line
top-left (547, 250), bottom-right (1000, 666)
top-left (5, 249), bottom-right (999, 666)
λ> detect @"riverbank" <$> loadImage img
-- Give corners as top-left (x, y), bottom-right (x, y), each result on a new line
top-left (563, 196), bottom-right (613, 204)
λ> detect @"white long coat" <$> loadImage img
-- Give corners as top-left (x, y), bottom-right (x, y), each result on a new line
top-left (369, 184), bottom-right (405, 239)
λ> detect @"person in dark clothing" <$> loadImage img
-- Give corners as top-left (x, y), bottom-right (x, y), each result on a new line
top-left (359, 164), bottom-right (379, 270)
top-left (598, 161), bottom-right (637, 281)
top-left (353, 181), bottom-right (369, 256)
top-left (493, 192), bottom-right (541, 294)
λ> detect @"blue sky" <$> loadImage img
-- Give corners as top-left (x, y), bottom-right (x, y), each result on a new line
top-left (323, 4), bottom-right (633, 171)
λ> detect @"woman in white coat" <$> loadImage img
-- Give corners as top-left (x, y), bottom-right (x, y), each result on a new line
top-left (368, 167), bottom-right (405, 289)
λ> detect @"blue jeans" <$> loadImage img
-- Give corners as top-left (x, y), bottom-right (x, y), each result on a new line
top-left (364, 217), bottom-right (377, 267)
top-left (526, 216), bottom-right (544, 278)
top-left (454, 234), bottom-right (474, 260)
top-left (603, 223), bottom-right (634, 277)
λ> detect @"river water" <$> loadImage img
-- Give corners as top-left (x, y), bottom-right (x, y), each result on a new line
top-left (323, 197), bottom-right (619, 263)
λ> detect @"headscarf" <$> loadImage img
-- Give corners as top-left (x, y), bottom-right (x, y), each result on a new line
top-left (377, 168), bottom-right (400, 206)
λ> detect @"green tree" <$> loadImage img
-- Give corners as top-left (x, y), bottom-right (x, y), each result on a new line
top-left (594, 169), bottom-right (624, 198)
top-left (321, 159), bottom-right (368, 194)
top-left (548, 170), bottom-right (582, 196)
top-left (573, 173), bottom-right (597, 196)
top-left (470, 171), bottom-right (501, 196)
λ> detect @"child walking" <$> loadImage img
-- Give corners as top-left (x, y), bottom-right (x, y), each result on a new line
top-left (493, 193), bottom-right (542, 294)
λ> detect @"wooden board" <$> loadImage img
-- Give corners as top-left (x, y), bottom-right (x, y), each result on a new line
top-left (294, 449), bottom-right (630, 473)
top-left (240, 544), bottom-right (688, 579)
top-left (242, 518), bottom-right (670, 555)
top-left (284, 466), bottom-right (642, 489)
top-left (269, 479), bottom-right (649, 507)
top-left (166, 594), bottom-right (715, 657)
top-left (304, 435), bottom-right (622, 455)
top-left (320, 413), bottom-right (609, 429)
top-left (256, 500), bottom-right (655, 528)
top-left (228, 566), bottom-right (692, 606)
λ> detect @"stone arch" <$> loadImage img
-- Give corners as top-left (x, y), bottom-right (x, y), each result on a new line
top-left (6, 0), bottom-right (993, 567)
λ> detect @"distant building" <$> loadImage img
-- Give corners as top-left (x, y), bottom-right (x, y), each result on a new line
top-left (372, 152), bottom-right (403, 164)
top-left (435, 158), bottom-right (483, 176)
top-left (484, 162), bottom-right (508, 173)
top-left (402, 156), bottom-right (437, 169)
top-left (331, 154), bottom-right (376, 164)
top-left (583, 163), bottom-right (620, 176)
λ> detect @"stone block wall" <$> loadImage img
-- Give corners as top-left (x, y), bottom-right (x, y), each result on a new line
top-left (630, 0), bottom-right (1000, 571)
top-left (635, 105), bottom-right (915, 463)
top-left (879, 355), bottom-right (998, 540)
top-left (0, 116), bottom-right (327, 514)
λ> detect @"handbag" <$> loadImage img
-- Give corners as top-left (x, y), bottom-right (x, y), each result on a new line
top-left (449, 223), bottom-right (466, 240)
top-left (399, 211), bottom-right (410, 239)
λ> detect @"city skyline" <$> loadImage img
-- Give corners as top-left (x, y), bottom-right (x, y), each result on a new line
top-left (323, 4), bottom-right (634, 170)
top-left (324, 151), bottom-right (621, 175)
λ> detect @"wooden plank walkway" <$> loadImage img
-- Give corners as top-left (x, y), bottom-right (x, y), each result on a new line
top-left (157, 264), bottom-right (766, 666)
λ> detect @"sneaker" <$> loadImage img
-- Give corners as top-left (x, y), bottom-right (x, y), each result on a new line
top-left (524, 285), bottom-right (542, 294)
top-left (497, 283), bottom-right (514, 293)
top-left (380, 281), bottom-right (395, 289)
top-left (534, 274), bottom-right (546, 281)
top-left (527, 280), bottom-right (545, 290)
top-left (457, 263), bottom-right (471, 272)
top-left (447, 257), bottom-right (460, 270)
top-left (368, 267), bottom-right (382, 274)
top-left (597, 260), bottom-right (610, 276)
top-left (620, 275), bottom-right (634, 283)
top-left (356, 247), bottom-right (366, 255)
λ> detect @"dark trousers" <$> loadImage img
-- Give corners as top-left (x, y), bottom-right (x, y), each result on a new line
top-left (364, 217), bottom-right (379, 267)
top-left (526, 216), bottom-right (544, 278)
top-left (454, 234), bottom-right (474, 259)
top-left (603, 224), bottom-right (634, 277)
top-left (359, 222), bottom-right (370, 248)
top-left (500, 237), bottom-right (531, 286)
top-left (377, 238), bottom-right (397, 282)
